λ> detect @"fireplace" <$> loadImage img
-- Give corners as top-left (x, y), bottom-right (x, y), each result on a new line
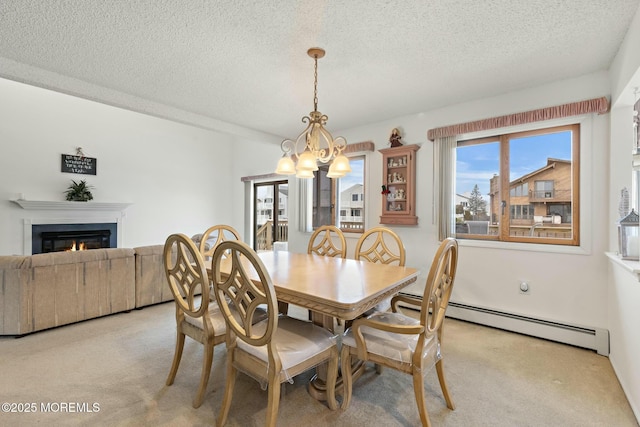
top-left (32, 223), bottom-right (118, 254)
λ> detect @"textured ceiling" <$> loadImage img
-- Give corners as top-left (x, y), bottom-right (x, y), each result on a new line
top-left (0, 0), bottom-right (639, 141)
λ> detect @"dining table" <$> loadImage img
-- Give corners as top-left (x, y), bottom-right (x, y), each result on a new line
top-left (210, 249), bottom-right (420, 400)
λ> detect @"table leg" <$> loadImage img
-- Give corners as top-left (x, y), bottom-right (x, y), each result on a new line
top-left (308, 312), bottom-right (366, 401)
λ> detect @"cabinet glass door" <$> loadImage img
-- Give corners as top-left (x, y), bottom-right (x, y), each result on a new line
top-left (385, 154), bottom-right (408, 213)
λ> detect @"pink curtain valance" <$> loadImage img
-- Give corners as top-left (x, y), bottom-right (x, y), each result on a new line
top-left (427, 96), bottom-right (609, 141)
top-left (344, 140), bottom-right (375, 153)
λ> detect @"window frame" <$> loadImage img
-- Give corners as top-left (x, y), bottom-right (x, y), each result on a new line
top-left (310, 154), bottom-right (366, 234)
top-left (253, 179), bottom-right (288, 251)
top-left (456, 123), bottom-right (580, 246)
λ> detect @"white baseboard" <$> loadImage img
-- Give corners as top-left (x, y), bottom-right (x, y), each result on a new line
top-left (399, 295), bottom-right (609, 356)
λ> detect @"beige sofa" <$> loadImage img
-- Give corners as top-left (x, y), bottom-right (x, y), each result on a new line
top-left (133, 244), bottom-right (173, 308)
top-left (0, 243), bottom-right (183, 335)
top-left (0, 248), bottom-right (136, 335)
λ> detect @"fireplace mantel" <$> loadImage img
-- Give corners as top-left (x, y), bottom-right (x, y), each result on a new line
top-left (11, 200), bottom-right (132, 211)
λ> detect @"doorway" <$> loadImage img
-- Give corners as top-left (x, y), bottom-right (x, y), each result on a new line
top-left (253, 180), bottom-right (288, 251)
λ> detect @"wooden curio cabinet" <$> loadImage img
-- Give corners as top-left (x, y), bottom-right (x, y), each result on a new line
top-left (379, 144), bottom-right (420, 225)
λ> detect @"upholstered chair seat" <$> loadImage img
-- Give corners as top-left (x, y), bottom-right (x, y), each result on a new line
top-left (237, 316), bottom-right (337, 381)
top-left (342, 312), bottom-right (439, 365)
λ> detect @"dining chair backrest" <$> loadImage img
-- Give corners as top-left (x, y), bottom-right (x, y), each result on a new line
top-left (211, 240), bottom-right (277, 348)
top-left (198, 225), bottom-right (240, 260)
top-left (420, 237), bottom-right (458, 337)
top-left (307, 225), bottom-right (347, 258)
top-left (164, 233), bottom-right (210, 318)
top-left (354, 226), bottom-right (406, 266)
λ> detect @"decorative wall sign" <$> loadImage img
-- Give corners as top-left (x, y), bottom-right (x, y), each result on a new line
top-left (61, 154), bottom-right (97, 175)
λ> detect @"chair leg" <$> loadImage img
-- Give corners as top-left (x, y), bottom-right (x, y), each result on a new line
top-left (435, 359), bottom-right (455, 410)
top-left (192, 343), bottom-right (214, 408)
top-left (412, 371), bottom-right (432, 427)
top-left (340, 345), bottom-right (353, 410)
top-left (166, 331), bottom-right (185, 386)
top-left (217, 355), bottom-right (237, 427)
top-left (325, 348), bottom-right (339, 410)
top-left (265, 374), bottom-right (281, 427)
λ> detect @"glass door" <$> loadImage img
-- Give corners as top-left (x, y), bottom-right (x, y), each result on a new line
top-left (253, 180), bottom-right (288, 251)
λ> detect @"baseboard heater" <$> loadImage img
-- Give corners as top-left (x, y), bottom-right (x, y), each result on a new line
top-left (399, 295), bottom-right (609, 356)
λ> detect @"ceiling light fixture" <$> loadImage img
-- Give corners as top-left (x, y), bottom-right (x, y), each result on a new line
top-left (275, 47), bottom-right (351, 179)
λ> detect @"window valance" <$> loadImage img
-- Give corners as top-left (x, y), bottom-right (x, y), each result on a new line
top-left (427, 96), bottom-right (609, 141)
top-left (344, 140), bottom-right (375, 153)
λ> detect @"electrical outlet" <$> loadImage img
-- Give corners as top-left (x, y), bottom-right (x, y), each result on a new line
top-left (519, 281), bottom-right (531, 295)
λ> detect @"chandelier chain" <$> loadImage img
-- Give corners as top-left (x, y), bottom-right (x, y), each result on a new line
top-left (313, 54), bottom-right (319, 112)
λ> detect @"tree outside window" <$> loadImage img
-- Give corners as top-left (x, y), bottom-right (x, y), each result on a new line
top-left (455, 124), bottom-right (579, 245)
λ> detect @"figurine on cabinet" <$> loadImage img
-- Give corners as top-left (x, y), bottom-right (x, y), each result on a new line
top-left (389, 128), bottom-right (403, 147)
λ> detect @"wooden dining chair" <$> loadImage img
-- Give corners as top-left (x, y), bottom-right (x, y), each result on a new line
top-left (163, 233), bottom-right (227, 408)
top-left (307, 225), bottom-right (347, 258)
top-left (340, 238), bottom-right (459, 427)
top-left (211, 240), bottom-right (339, 427)
top-left (354, 226), bottom-right (406, 314)
top-left (198, 225), bottom-right (241, 260)
top-left (354, 226), bottom-right (406, 266)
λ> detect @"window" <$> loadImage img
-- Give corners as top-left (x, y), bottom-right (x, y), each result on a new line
top-left (311, 166), bottom-right (332, 229)
top-left (510, 183), bottom-right (528, 197)
top-left (510, 204), bottom-right (534, 220)
top-left (311, 156), bottom-right (365, 233)
top-left (455, 124), bottom-right (579, 245)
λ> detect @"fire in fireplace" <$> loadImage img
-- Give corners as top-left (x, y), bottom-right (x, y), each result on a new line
top-left (32, 223), bottom-right (118, 254)
top-left (69, 241), bottom-right (87, 251)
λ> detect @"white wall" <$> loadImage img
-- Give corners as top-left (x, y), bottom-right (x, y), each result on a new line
top-left (610, 3), bottom-right (640, 106)
top-left (229, 136), bottom-right (285, 243)
top-left (607, 4), bottom-right (640, 420)
top-left (608, 261), bottom-right (640, 421)
top-left (283, 72), bottom-right (611, 331)
top-left (0, 78), bottom-right (241, 254)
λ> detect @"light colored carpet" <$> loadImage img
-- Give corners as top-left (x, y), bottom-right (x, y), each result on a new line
top-left (0, 302), bottom-right (636, 427)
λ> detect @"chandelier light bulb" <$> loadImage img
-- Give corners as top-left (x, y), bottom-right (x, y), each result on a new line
top-left (297, 150), bottom-right (319, 171)
top-left (275, 155), bottom-right (296, 175)
top-left (295, 169), bottom-right (315, 179)
top-left (330, 154), bottom-right (351, 174)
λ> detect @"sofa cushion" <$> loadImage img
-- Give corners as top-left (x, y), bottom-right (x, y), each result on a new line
top-left (0, 256), bottom-right (29, 269)
top-left (28, 248), bottom-right (135, 268)
top-left (134, 244), bottom-right (171, 307)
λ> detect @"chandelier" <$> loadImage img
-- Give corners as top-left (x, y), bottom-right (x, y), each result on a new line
top-left (275, 47), bottom-right (351, 179)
